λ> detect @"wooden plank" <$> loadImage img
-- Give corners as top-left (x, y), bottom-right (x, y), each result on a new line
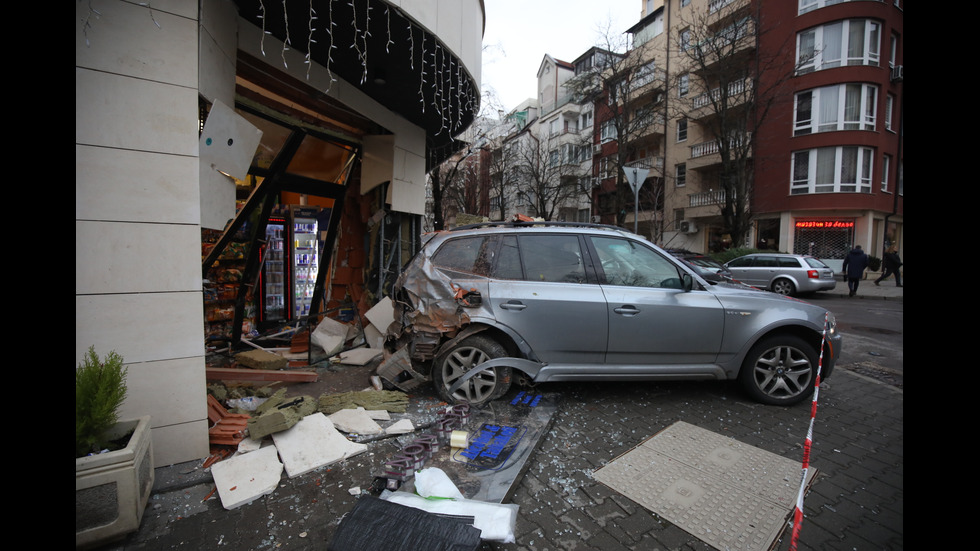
top-left (206, 367), bottom-right (319, 383)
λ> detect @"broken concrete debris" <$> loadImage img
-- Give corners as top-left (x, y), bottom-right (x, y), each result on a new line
top-left (246, 394), bottom-right (317, 440)
top-left (234, 348), bottom-right (288, 370)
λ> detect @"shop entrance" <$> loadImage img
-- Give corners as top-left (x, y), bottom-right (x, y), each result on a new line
top-left (202, 105), bottom-right (362, 345)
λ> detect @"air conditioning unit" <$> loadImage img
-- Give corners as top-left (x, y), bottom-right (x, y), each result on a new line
top-left (591, 215), bottom-right (601, 223)
top-left (679, 220), bottom-right (698, 233)
top-left (891, 65), bottom-right (904, 82)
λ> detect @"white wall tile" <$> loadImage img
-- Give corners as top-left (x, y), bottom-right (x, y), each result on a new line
top-left (75, 68), bottom-right (199, 156)
top-left (76, 293), bottom-right (205, 365)
top-left (75, 221), bottom-right (202, 294)
top-left (76, 145), bottom-right (200, 225)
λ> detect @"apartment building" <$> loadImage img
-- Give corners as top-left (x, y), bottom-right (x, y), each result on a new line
top-left (595, 0), bottom-right (902, 267)
top-left (488, 49), bottom-right (620, 223)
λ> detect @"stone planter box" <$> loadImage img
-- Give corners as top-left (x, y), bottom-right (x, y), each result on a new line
top-left (75, 415), bottom-right (154, 549)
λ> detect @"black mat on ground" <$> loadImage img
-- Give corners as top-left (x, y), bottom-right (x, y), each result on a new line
top-left (328, 495), bottom-right (482, 551)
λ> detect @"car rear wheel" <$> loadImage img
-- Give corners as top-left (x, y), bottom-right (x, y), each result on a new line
top-left (739, 335), bottom-right (816, 406)
top-left (432, 335), bottom-right (512, 406)
top-left (771, 278), bottom-right (796, 296)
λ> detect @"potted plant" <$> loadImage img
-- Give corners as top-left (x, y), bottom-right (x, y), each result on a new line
top-left (76, 346), bottom-right (154, 549)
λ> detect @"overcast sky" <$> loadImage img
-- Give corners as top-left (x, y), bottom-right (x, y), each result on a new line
top-left (480, 0), bottom-right (644, 113)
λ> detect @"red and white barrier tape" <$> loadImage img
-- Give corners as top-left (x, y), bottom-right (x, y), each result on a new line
top-left (788, 312), bottom-right (829, 551)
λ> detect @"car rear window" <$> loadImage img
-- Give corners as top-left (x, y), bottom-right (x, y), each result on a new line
top-left (804, 257), bottom-right (829, 269)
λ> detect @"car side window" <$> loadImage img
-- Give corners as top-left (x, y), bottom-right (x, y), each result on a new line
top-left (493, 235), bottom-right (523, 280)
top-left (591, 236), bottom-right (682, 288)
top-left (778, 258), bottom-right (800, 267)
top-left (728, 256), bottom-right (754, 268)
top-left (431, 236), bottom-right (492, 276)
top-left (519, 235), bottom-right (587, 283)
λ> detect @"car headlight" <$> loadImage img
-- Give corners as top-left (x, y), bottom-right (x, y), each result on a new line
top-left (825, 311), bottom-right (837, 336)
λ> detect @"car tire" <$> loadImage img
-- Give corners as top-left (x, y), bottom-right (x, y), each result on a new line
top-left (432, 335), bottom-right (512, 406)
top-left (771, 278), bottom-right (796, 296)
top-left (739, 335), bottom-right (817, 406)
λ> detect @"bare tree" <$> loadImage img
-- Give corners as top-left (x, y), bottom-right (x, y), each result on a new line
top-left (507, 127), bottom-right (589, 221)
top-left (578, 33), bottom-right (670, 240)
top-left (668, 0), bottom-right (796, 247)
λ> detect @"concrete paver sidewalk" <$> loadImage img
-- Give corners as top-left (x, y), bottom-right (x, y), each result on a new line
top-left (102, 358), bottom-right (902, 551)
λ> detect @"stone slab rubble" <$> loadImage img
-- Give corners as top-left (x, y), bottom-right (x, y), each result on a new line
top-left (210, 445), bottom-right (283, 510)
top-left (271, 412), bottom-right (368, 478)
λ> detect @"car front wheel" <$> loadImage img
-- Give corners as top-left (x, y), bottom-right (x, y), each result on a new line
top-left (739, 335), bottom-right (817, 406)
top-left (432, 335), bottom-right (512, 406)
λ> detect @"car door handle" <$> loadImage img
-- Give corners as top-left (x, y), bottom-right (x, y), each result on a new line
top-left (614, 306), bottom-right (641, 316)
top-left (500, 301), bottom-right (527, 311)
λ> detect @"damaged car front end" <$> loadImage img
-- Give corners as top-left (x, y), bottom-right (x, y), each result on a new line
top-left (385, 232), bottom-right (519, 404)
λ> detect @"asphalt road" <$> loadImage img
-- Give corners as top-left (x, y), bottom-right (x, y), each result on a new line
top-left (802, 294), bottom-right (903, 388)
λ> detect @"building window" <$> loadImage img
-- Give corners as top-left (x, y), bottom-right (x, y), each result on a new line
top-left (549, 118), bottom-right (561, 137)
top-left (885, 94), bottom-right (895, 131)
top-left (601, 120), bottom-right (617, 143)
top-left (674, 209), bottom-right (685, 231)
top-left (678, 73), bottom-right (689, 97)
top-left (676, 163), bottom-right (687, 187)
top-left (580, 108), bottom-right (593, 129)
top-left (793, 83), bottom-right (877, 135)
top-left (677, 118), bottom-right (688, 142)
top-left (798, 0), bottom-right (867, 15)
top-left (680, 28), bottom-right (691, 52)
top-left (797, 20), bottom-right (880, 74)
top-left (881, 154), bottom-right (891, 192)
top-left (791, 146), bottom-right (874, 194)
top-left (890, 33), bottom-right (898, 67)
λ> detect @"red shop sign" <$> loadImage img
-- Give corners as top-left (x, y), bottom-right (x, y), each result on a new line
top-left (794, 220), bottom-right (854, 229)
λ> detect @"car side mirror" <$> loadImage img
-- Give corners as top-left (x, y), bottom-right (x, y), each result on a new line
top-left (682, 273), bottom-right (693, 292)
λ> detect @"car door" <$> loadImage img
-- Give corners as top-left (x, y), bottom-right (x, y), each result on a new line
top-left (487, 234), bottom-right (607, 364)
top-left (590, 236), bottom-right (724, 364)
top-left (727, 255), bottom-right (775, 288)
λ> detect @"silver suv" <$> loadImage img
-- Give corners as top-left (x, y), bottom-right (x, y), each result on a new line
top-left (386, 222), bottom-right (841, 407)
top-left (724, 253), bottom-right (837, 296)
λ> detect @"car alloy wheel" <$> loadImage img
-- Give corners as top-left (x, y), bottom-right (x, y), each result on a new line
top-left (740, 335), bottom-right (816, 405)
top-left (772, 279), bottom-right (795, 296)
top-left (433, 335), bottom-right (511, 405)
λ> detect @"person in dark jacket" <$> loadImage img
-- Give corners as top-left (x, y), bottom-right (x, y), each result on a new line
top-left (841, 245), bottom-right (869, 297)
top-left (875, 246), bottom-right (903, 287)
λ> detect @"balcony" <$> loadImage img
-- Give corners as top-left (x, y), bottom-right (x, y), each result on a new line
top-left (689, 78), bottom-right (751, 119)
top-left (687, 133), bottom-right (751, 171)
top-left (686, 188), bottom-right (734, 218)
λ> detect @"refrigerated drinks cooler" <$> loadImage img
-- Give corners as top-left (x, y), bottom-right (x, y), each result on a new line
top-left (290, 206), bottom-right (320, 320)
top-left (260, 215), bottom-right (287, 324)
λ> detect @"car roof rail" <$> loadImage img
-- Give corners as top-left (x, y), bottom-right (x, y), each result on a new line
top-left (449, 220), bottom-right (629, 232)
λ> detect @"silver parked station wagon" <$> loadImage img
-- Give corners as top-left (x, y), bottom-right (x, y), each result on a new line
top-left (725, 253), bottom-right (837, 296)
top-left (386, 222), bottom-right (841, 407)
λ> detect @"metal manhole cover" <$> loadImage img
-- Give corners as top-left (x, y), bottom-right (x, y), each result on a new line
top-left (593, 421), bottom-right (814, 551)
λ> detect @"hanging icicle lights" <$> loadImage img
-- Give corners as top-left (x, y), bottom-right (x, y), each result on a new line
top-left (255, 0), bottom-right (477, 139)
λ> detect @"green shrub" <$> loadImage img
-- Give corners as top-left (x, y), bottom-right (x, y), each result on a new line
top-left (76, 347), bottom-right (128, 457)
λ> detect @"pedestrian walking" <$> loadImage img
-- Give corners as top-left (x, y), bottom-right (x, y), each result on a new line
top-left (841, 245), bottom-right (869, 297)
top-left (874, 246), bottom-right (903, 287)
